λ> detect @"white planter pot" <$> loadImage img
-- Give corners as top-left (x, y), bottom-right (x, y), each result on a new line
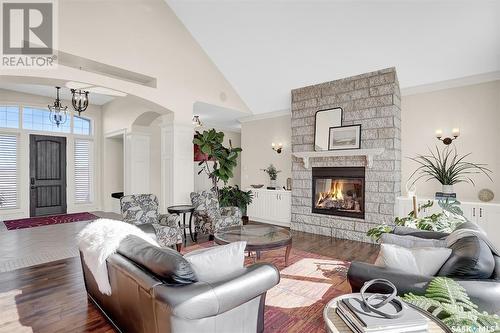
top-left (442, 184), bottom-right (454, 194)
top-left (269, 179), bottom-right (277, 188)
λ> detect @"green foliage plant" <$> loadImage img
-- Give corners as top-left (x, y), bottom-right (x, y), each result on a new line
top-left (367, 199), bottom-right (467, 241)
top-left (403, 277), bottom-right (499, 333)
top-left (219, 185), bottom-right (253, 216)
top-left (193, 129), bottom-right (242, 196)
top-left (409, 146), bottom-right (492, 187)
top-left (262, 164), bottom-right (281, 180)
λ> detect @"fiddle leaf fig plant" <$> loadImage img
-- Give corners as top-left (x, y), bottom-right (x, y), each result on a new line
top-left (193, 129), bottom-right (242, 196)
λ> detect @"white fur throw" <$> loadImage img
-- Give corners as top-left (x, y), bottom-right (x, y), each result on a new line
top-left (77, 218), bottom-right (159, 295)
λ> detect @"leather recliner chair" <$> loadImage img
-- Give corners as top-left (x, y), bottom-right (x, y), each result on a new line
top-left (80, 236), bottom-right (280, 333)
top-left (348, 223), bottom-right (500, 314)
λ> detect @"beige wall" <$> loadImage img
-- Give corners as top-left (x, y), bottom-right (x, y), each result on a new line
top-left (241, 115), bottom-right (292, 190)
top-left (401, 80), bottom-right (500, 202)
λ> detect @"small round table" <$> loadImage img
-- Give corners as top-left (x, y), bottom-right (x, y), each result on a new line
top-left (214, 225), bottom-right (292, 266)
top-left (167, 205), bottom-right (195, 244)
top-left (323, 293), bottom-right (452, 333)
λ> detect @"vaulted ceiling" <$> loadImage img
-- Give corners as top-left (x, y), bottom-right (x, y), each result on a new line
top-left (166, 0), bottom-right (500, 114)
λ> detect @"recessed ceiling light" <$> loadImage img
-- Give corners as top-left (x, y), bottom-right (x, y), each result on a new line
top-left (65, 81), bottom-right (91, 90)
top-left (87, 86), bottom-right (127, 97)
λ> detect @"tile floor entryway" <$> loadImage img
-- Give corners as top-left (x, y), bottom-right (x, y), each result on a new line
top-left (0, 212), bottom-right (120, 272)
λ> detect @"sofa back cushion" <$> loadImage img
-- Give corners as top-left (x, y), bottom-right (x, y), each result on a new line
top-left (437, 235), bottom-right (495, 279)
top-left (117, 236), bottom-right (197, 285)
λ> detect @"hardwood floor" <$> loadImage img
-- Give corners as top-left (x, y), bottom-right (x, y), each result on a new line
top-left (0, 229), bottom-right (379, 333)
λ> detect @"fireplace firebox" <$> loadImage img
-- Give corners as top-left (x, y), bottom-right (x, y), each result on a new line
top-left (312, 167), bottom-right (365, 219)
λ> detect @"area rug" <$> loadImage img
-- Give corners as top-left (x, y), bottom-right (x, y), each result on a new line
top-left (183, 242), bottom-right (351, 333)
top-left (3, 212), bottom-right (99, 230)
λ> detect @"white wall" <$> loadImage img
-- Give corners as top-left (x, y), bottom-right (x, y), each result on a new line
top-left (0, 89), bottom-right (103, 220)
top-left (402, 80), bottom-right (500, 202)
top-left (240, 115), bottom-right (292, 190)
top-left (103, 136), bottom-right (124, 212)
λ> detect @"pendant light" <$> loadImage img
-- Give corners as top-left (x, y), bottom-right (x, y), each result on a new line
top-left (48, 87), bottom-right (68, 127)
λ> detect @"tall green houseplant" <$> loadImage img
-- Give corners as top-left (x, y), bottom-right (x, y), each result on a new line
top-left (193, 129), bottom-right (242, 197)
top-left (409, 146), bottom-right (492, 194)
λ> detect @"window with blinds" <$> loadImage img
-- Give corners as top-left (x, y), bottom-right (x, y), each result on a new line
top-left (0, 134), bottom-right (18, 208)
top-left (74, 139), bottom-right (92, 203)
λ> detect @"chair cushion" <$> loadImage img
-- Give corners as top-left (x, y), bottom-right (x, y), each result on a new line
top-left (120, 194), bottom-right (160, 225)
top-left (117, 236), bottom-right (197, 285)
top-left (438, 236), bottom-right (495, 279)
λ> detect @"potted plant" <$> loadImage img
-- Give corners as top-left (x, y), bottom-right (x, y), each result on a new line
top-left (409, 146), bottom-right (492, 194)
top-left (262, 164), bottom-right (281, 189)
top-left (193, 129), bottom-right (242, 197)
top-left (219, 185), bottom-right (254, 224)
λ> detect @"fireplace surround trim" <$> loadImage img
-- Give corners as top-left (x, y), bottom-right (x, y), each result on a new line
top-left (293, 148), bottom-right (384, 169)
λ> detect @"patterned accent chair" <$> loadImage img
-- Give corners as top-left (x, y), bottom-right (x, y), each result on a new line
top-left (120, 194), bottom-right (183, 250)
top-left (190, 190), bottom-right (242, 240)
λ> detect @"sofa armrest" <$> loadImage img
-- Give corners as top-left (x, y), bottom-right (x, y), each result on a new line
top-left (348, 261), bottom-right (500, 314)
top-left (153, 263), bottom-right (280, 320)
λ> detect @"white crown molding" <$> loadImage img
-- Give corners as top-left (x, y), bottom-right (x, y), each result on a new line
top-left (402, 71), bottom-right (500, 96)
top-left (238, 109), bottom-right (291, 123)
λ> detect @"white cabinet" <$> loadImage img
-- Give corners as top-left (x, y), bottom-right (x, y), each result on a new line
top-left (396, 197), bottom-right (500, 248)
top-left (247, 189), bottom-right (291, 227)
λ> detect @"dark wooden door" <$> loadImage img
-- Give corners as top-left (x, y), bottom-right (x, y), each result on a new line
top-left (30, 135), bottom-right (67, 217)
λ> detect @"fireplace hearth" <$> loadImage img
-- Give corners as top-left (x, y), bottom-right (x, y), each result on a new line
top-left (312, 167), bottom-right (365, 219)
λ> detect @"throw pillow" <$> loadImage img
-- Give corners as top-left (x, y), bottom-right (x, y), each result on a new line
top-left (184, 241), bottom-right (247, 283)
top-left (380, 233), bottom-right (447, 248)
top-left (117, 236), bottom-right (197, 285)
top-left (375, 243), bottom-right (452, 276)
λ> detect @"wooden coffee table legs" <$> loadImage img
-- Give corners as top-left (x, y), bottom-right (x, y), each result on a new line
top-left (285, 243), bottom-right (291, 266)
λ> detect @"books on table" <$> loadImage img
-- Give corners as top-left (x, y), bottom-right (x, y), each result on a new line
top-left (336, 296), bottom-right (428, 333)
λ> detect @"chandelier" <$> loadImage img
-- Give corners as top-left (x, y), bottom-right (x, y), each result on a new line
top-left (70, 89), bottom-right (89, 115)
top-left (48, 87), bottom-right (68, 127)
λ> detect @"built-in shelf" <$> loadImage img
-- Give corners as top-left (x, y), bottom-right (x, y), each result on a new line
top-left (292, 148), bottom-right (385, 169)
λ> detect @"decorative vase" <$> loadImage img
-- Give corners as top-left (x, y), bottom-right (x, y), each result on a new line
top-left (442, 184), bottom-right (454, 194)
top-left (269, 179), bottom-right (277, 189)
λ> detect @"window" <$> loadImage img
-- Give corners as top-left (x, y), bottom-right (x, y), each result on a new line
top-left (0, 134), bottom-right (18, 208)
top-left (0, 106), bottom-right (19, 128)
top-left (23, 107), bottom-right (71, 133)
top-left (74, 139), bottom-right (92, 203)
top-left (73, 116), bottom-right (91, 135)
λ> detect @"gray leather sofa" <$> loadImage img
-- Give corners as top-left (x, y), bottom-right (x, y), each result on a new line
top-left (348, 223), bottom-right (500, 314)
top-left (80, 236), bottom-right (280, 333)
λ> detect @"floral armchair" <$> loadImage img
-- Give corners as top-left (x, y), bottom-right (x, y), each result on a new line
top-left (190, 190), bottom-right (242, 239)
top-left (120, 194), bottom-right (183, 250)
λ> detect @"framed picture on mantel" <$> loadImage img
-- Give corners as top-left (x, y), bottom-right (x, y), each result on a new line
top-left (328, 125), bottom-right (361, 150)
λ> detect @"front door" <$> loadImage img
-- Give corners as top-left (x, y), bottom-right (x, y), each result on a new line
top-left (30, 135), bottom-right (67, 217)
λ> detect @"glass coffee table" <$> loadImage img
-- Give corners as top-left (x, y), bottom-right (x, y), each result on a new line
top-left (214, 225), bottom-right (292, 266)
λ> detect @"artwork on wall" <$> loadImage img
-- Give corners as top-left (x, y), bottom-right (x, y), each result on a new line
top-left (328, 125), bottom-right (361, 150)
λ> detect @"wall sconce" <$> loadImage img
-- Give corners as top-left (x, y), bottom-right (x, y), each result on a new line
top-left (192, 115), bottom-right (203, 128)
top-left (272, 142), bottom-right (283, 154)
top-left (435, 128), bottom-right (460, 145)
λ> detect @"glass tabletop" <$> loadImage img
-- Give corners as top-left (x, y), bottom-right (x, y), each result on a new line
top-left (167, 205), bottom-right (195, 213)
top-left (214, 225), bottom-right (291, 247)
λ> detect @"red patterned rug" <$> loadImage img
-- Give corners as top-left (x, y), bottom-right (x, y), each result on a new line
top-left (3, 212), bottom-right (99, 230)
top-left (183, 242), bottom-right (351, 333)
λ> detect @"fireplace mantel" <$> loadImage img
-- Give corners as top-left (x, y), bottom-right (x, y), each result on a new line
top-left (293, 148), bottom-right (385, 169)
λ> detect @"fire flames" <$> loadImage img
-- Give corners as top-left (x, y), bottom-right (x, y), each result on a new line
top-left (316, 181), bottom-right (344, 205)
top-left (315, 179), bottom-right (362, 212)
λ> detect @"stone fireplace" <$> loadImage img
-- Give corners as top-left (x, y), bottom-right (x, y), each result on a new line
top-left (291, 68), bottom-right (401, 243)
top-left (312, 167), bottom-right (365, 219)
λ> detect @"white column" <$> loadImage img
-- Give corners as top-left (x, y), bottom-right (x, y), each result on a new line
top-left (159, 115), bottom-right (194, 212)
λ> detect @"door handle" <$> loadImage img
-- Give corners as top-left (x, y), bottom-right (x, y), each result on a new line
top-left (473, 208), bottom-right (476, 217)
top-left (479, 208), bottom-right (482, 218)
top-left (30, 177), bottom-right (36, 189)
